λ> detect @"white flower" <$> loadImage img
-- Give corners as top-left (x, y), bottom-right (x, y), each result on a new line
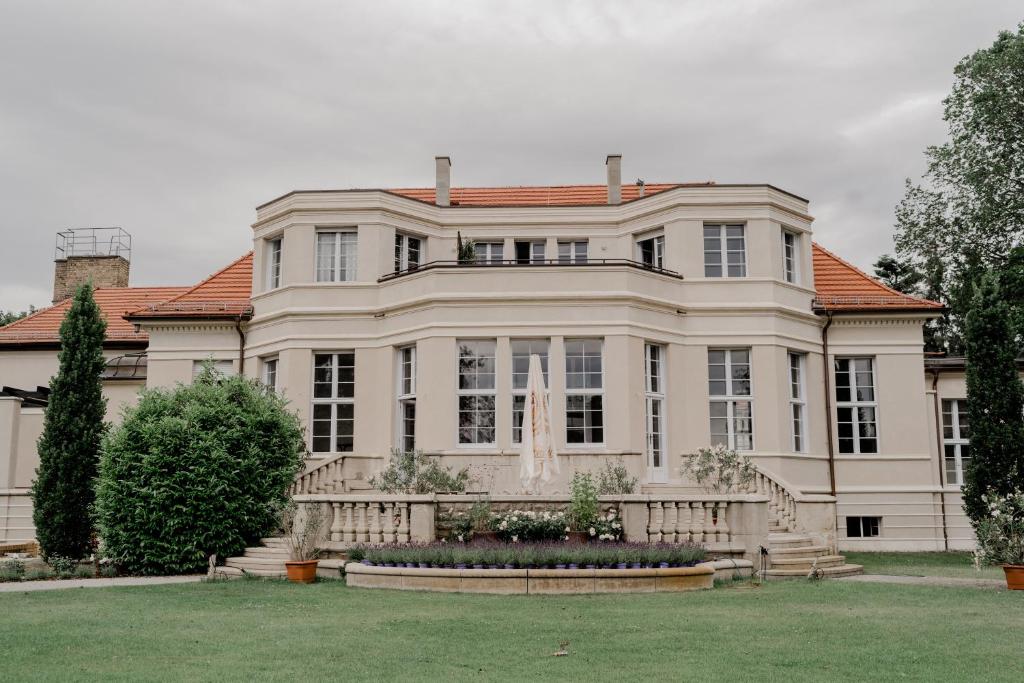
top-left (511, 535), bottom-right (519, 543)
top-left (499, 520), bottom-right (508, 530)
top-left (457, 534), bottom-right (464, 542)
top-left (589, 527), bottom-right (596, 536)
top-left (612, 522), bottom-right (621, 529)
top-left (565, 526), bottom-right (571, 532)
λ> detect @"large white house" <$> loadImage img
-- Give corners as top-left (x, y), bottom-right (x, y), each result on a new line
top-left (1, 156), bottom-right (975, 553)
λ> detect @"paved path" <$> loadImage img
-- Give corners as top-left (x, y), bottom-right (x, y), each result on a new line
top-left (840, 574), bottom-right (1007, 590)
top-left (0, 575), bottom-right (205, 593)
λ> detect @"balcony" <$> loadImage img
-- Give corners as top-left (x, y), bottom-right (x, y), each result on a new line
top-left (378, 258), bottom-right (682, 283)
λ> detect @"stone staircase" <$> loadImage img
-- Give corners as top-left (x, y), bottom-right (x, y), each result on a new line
top-left (762, 532), bottom-right (862, 579)
top-left (215, 537), bottom-right (347, 579)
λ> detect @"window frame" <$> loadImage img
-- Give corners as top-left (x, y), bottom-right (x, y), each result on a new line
top-left (266, 236), bottom-right (282, 290)
top-left (845, 516), bottom-right (881, 538)
top-left (456, 339), bottom-right (497, 446)
top-left (564, 338), bottom-right (604, 446)
top-left (644, 342), bottom-right (667, 481)
top-left (474, 242), bottom-right (505, 265)
top-left (788, 352), bottom-right (806, 453)
top-left (834, 357), bottom-right (879, 454)
top-left (782, 229), bottom-right (799, 284)
top-left (707, 348), bottom-right (754, 451)
top-left (262, 357), bottom-right (279, 393)
top-left (394, 233), bottom-right (423, 273)
top-left (511, 339), bottom-right (550, 445)
top-left (703, 223), bottom-right (747, 278)
top-left (637, 233), bottom-right (665, 269)
top-left (557, 240), bottom-right (588, 264)
top-left (396, 346), bottom-right (416, 452)
top-left (941, 398), bottom-right (970, 486)
top-left (315, 229), bottom-right (358, 282)
top-left (514, 240), bottom-right (546, 265)
top-left (311, 352), bottom-right (356, 454)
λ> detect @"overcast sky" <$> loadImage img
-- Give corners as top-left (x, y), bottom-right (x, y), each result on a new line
top-left (1, 1), bottom-right (1021, 311)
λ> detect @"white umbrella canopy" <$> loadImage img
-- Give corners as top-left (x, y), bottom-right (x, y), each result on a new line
top-left (519, 353), bottom-right (559, 493)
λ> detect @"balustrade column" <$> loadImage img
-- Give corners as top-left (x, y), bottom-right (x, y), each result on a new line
top-left (690, 502), bottom-right (704, 543)
top-left (716, 501), bottom-right (730, 542)
top-left (355, 503), bottom-right (369, 542)
top-left (397, 502), bottom-right (410, 543)
top-left (343, 503), bottom-right (355, 543)
top-left (330, 502), bottom-right (343, 542)
top-left (701, 502), bottom-right (716, 542)
top-left (677, 503), bottom-right (692, 542)
top-left (647, 502), bottom-right (662, 542)
top-left (382, 502), bottom-right (396, 543)
top-left (661, 502), bottom-right (677, 543)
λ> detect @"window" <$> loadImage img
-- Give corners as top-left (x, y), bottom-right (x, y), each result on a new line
top-left (511, 339), bottom-right (550, 444)
top-left (457, 340), bottom-right (496, 445)
top-left (312, 352), bottom-right (355, 453)
top-left (515, 241), bottom-right (545, 264)
top-left (846, 516), bottom-right (881, 538)
top-left (788, 352), bottom-right (806, 452)
top-left (474, 242), bottom-right (504, 265)
top-left (394, 233), bottom-right (422, 272)
top-left (192, 359), bottom-right (234, 379)
top-left (708, 349), bottom-right (753, 450)
top-left (942, 399), bottom-right (970, 486)
top-left (262, 358), bottom-right (278, 392)
top-left (645, 343), bottom-right (666, 476)
top-left (782, 230), bottom-right (798, 284)
top-left (397, 346), bottom-right (416, 452)
top-left (558, 240), bottom-right (588, 264)
top-left (704, 224), bottom-right (746, 277)
top-left (637, 234), bottom-right (665, 269)
top-left (267, 237), bottom-right (282, 289)
top-left (316, 231), bottom-right (357, 282)
top-left (835, 358), bottom-right (878, 454)
top-left (565, 339), bottom-right (603, 444)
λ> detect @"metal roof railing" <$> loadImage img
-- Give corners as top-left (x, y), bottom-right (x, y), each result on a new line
top-left (55, 227), bottom-right (132, 260)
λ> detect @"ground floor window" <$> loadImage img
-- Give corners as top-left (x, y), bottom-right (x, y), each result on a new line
top-left (707, 348), bottom-right (753, 450)
top-left (511, 339), bottom-right (549, 444)
top-left (565, 339), bottom-right (603, 444)
top-left (312, 352), bottom-right (355, 453)
top-left (397, 346), bottom-right (416, 452)
top-left (845, 516), bottom-right (880, 538)
top-left (457, 340), bottom-right (496, 445)
top-left (941, 398), bottom-right (970, 485)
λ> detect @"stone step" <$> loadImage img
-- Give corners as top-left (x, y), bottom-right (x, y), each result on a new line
top-left (766, 533), bottom-right (813, 549)
top-left (768, 544), bottom-right (832, 558)
top-left (763, 563), bottom-right (864, 579)
top-left (215, 565), bottom-right (287, 578)
top-left (226, 558), bottom-right (287, 572)
top-left (769, 555), bottom-right (846, 570)
top-left (244, 547), bottom-right (290, 559)
top-left (260, 538), bottom-right (289, 548)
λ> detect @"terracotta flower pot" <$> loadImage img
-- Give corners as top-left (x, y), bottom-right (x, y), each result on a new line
top-left (285, 560), bottom-right (318, 584)
top-left (1003, 564), bottom-right (1024, 590)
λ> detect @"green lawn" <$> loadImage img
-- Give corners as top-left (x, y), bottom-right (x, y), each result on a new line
top-left (844, 551), bottom-right (1004, 579)
top-left (1, 579), bottom-right (1022, 681)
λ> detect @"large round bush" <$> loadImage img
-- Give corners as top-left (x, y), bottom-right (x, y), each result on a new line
top-left (95, 369), bottom-right (306, 574)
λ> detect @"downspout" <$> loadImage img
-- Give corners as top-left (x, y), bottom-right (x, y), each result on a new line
top-left (821, 311), bottom-right (837, 497)
top-left (930, 369), bottom-right (950, 551)
top-left (235, 316), bottom-right (246, 375)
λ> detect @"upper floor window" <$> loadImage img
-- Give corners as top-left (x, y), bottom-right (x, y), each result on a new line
top-left (267, 237), bottom-right (282, 289)
top-left (474, 242), bottom-right (504, 265)
top-left (558, 240), bottom-right (588, 264)
top-left (511, 339), bottom-right (549, 444)
top-left (704, 224), bottom-right (746, 277)
top-left (515, 240), bottom-right (546, 264)
top-left (782, 230), bottom-right (798, 284)
top-left (457, 340), bottom-right (496, 445)
top-left (316, 230), bottom-right (357, 282)
top-left (942, 399), bottom-right (970, 485)
top-left (788, 352), bottom-right (806, 452)
top-left (835, 358), bottom-right (877, 454)
top-left (565, 339), bottom-right (604, 444)
top-left (394, 233), bottom-right (422, 272)
top-left (637, 234), bottom-right (665, 269)
top-left (312, 352), bottom-right (355, 453)
top-left (708, 348), bottom-right (752, 450)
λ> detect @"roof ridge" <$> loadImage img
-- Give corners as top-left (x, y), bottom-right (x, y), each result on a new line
top-left (158, 251), bottom-right (255, 306)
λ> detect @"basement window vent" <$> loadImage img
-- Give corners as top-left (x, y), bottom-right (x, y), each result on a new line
top-left (845, 516), bottom-right (881, 538)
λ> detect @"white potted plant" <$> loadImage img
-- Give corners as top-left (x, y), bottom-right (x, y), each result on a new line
top-left (973, 490), bottom-right (1024, 590)
top-left (280, 501), bottom-right (325, 583)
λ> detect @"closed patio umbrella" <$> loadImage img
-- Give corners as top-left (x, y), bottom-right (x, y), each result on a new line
top-left (520, 353), bottom-right (559, 492)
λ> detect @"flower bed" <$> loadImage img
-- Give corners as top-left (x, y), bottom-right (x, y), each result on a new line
top-left (349, 541), bottom-right (705, 570)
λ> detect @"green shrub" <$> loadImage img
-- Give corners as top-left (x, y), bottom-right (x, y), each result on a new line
top-left (369, 449), bottom-right (471, 494)
top-left (48, 555), bottom-right (77, 578)
top-left (569, 473), bottom-right (600, 530)
top-left (490, 509), bottom-right (568, 542)
top-left (597, 461), bottom-right (638, 495)
top-left (94, 367), bottom-right (306, 575)
top-left (681, 445), bottom-right (756, 493)
top-left (973, 490), bottom-right (1024, 566)
top-left (356, 541), bottom-right (705, 568)
top-left (0, 558), bottom-right (26, 582)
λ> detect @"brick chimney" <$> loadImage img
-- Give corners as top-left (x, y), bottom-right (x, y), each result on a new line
top-left (606, 154), bottom-right (622, 205)
top-left (52, 228), bottom-right (131, 303)
top-left (435, 156), bottom-right (451, 207)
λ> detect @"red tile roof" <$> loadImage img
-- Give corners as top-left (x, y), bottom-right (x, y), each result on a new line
top-left (126, 252), bottom-right (254, 319)
top-left (812, 243), bottom-right (942, 311)
top-left (388, 183), bottom-right (704, 206)
top-left (0, 287), bottom-right (188, 346)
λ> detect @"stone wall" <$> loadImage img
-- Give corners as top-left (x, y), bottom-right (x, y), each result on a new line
top-left (53, 255), bottom-right (129, 302)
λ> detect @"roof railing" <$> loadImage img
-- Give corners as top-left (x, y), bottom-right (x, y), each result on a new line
top-left (55, 227), bottom-right (132, 260)
top-left (378, 258), bottom-right (683, 282)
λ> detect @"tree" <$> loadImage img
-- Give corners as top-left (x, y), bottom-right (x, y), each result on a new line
top-left (95, 366), bottom-right (306, 574)
top-left (895, 24), bottom-right (1024, 352)
top-left (872, 254), bottom-right (924, 294)
top-left (0, 305), bottom-right (36, 326)
top-left (31, 283), bottom-right (107, 561)
top-left (962, 273), bottom-right (1024, 524)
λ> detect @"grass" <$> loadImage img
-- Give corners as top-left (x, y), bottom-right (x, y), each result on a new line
top-left (844, 551), bottom-right (1005, 579)
top-left (1, 578), bottom-right (1022, 681)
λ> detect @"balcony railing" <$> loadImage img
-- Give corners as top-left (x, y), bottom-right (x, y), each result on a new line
top-left (378, 258), bottom-right (683, 282)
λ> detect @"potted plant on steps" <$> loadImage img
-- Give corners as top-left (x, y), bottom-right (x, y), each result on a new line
top-left (973, 491), bottom-right (1024, 590)
top-left (281, 501), bottom-right (326, 584)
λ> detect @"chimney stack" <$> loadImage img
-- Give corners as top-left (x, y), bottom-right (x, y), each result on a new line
top-left (435, 156), bottom-right (451, 207)
top-left (52, 228), bottom-right (131, 303)
top-left (606, 154), bottom-right (622, 205)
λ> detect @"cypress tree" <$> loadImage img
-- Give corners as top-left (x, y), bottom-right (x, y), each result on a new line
top-left (31, 282), bottom-right (108, 560)
top-left (962, 273), bottom-right (1024, 523)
